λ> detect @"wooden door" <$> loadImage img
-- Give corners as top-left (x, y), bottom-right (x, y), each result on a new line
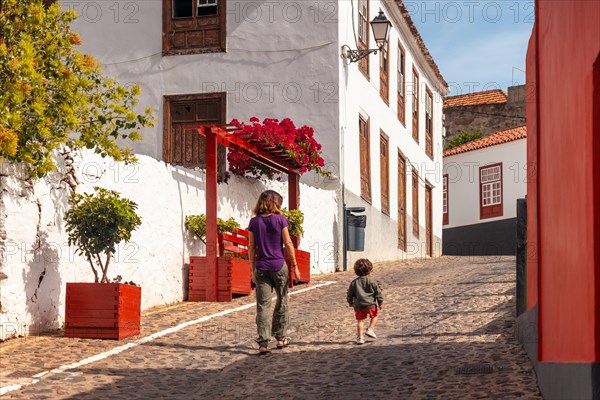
top-left (425, 184), bottom-right (433, 257)
top-left (398, 152), bottom-right (407, 251)
top-left (380, 132), bottom-right (389, 214)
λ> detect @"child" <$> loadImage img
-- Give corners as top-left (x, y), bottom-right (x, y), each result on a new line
top-left (347, 258), bottom-right (383, 344)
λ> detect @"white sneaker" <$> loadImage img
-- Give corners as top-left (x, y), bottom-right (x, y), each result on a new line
top-left (356, 336), bottom-right (365, 344)
top-left (365, 328), bottom-right (377, 338)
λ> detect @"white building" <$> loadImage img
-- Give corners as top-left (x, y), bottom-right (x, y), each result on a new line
top-left (0, 0), bottom-right (448, 338)
top-left (442, 126), bottom-right (527, 255)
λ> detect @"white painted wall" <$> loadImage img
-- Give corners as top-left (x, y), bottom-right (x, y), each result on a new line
top-left (442, 139), bottom-right (527, 228)
top-left (0, 151), bottom-right (336, 340)
top-left (338, 0), bottom-right (447, 264)
top-left (66, 0), bottom-right (341, 178)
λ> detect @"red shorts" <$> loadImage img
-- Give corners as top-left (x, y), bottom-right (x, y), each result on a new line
top-left (355, 306), bottom-right (379, 321)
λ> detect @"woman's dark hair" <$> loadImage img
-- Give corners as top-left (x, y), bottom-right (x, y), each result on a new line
top-left (253, 190), bottom-right (283, 216)
top-left (353, 258), bottom-right (373, 276)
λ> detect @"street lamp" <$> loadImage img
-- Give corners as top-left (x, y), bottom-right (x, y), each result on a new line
top-left (341, 10), bottom-right (392, 64)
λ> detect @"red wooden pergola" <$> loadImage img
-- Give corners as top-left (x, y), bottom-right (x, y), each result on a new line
top-left (188, 124), bottom-right (301, 302)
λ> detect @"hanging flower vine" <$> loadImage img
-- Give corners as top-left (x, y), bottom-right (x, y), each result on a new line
top-left (226, 117), bottom-right (329, 179)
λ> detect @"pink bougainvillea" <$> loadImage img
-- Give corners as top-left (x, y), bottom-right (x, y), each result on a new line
top-left (227, 117), bottom-right (328, 179)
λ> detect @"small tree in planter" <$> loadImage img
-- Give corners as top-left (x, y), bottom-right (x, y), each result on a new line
top-left (184, 214), bottom-right (240, 245)
top-left (281, 208), bottom-right (304, 244)
top-left (63, 187), bottom-right (142, 339)
top-left (281, 208), bottom-right (310, 284)
top-left (185, 214), bottom-right (252, 301)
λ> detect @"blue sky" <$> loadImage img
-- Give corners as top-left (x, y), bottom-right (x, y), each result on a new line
top-left (406, 0), bottom-right (535, 96)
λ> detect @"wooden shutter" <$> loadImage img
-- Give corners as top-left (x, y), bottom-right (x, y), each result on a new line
top-left (412, 68), bottom-right (419, 142)
top-left (359, 116), bottom-right (371, 203)
top-left (163, 0), bottom-right (226, 55)
top-left (357, 0), bottom-right (369, 78)
top-left (397, 42), bottom-right (406, 125)
top-left (164, 93), bottom-right (226, 170)
top-left (380, 41), bottom-right (389, 103)
top-left (398, 152), bottom-right (407, 250)
top-left (412, 169), bottom-right (419, 237)
top-left (425, 87), bottom-right (433, 158)
top-left (380, 132), bottom-right (389, 214)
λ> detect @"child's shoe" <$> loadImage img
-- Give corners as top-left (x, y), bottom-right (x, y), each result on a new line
top-left (365, 328), bottom-right (377, 338)
top-left (356, 336), bottom-right (365, 345)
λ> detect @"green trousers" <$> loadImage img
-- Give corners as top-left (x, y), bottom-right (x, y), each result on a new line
top-left (254, 264), bottom-right (289, 347)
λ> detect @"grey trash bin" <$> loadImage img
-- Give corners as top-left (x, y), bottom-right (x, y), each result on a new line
top-left (347, 213), bottom-right (367, 251)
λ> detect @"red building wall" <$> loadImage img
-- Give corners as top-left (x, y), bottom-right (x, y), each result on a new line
top-left (528, 0), bottom-right (600, 363)
top-left (526, 32), bottom-right (538, 311)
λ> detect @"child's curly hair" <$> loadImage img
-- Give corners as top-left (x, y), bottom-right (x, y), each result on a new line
top-left (353, 258), bottom-right (373, 276)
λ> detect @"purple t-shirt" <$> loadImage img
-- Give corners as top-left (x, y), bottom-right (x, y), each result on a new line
top-left (248, 213), bottom-right (289, 271)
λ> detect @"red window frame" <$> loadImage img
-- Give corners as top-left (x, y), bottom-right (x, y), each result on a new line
top-left (479, 163), bottom-right (503, 219)
top-left (443, 174), bottom-right (449, 225)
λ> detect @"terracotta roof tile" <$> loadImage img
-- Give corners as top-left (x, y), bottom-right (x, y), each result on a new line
top-left (443, 90), bottom-right (508, 108)
top-left (394, 0), bottom-right (448, 89)
top-left (443, 126), bottom-right (526, 157)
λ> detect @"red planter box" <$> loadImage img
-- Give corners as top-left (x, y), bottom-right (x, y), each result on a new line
top-left (288, 248), bottom-right (311, 284)
top-left (189, 256), bottom-right (252, 302)
top-left (294, 248), bottom-right (311, 284)
top-left (64, 282), bottom-right (141, 340)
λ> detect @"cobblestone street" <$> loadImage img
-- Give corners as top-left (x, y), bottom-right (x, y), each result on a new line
top-left (0, 256), bottom-right (541, 399)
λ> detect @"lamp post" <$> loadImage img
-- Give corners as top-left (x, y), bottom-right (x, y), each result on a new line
top-left (341, 10), bottom-right (392, 63)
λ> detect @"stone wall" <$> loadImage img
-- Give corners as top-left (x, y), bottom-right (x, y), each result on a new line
top-left (444, 85), bottom-right (527, 139)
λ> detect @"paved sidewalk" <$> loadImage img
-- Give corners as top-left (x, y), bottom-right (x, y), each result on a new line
top-left (0, 256), bottom-right (541, 399)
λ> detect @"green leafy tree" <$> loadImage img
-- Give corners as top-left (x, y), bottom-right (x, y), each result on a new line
top-left (65, 187), bottom-right (142, 283)
top-left (0, 0), bottom-right (154, 177)
top-left (444, 131), bottom-right (484, 151)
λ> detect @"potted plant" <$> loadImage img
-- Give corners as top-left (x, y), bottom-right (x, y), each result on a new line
top-left (63, 186), bottom-right (142, 339)
top-left (185, 214), bottom-right (252, 301)
top-left (281, 208), bottom-right (310, 284)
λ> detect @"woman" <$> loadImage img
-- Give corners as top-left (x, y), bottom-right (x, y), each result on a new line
top-left (248, 190), bottom-right (301, 355)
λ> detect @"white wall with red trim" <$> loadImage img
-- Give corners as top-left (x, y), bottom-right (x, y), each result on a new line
top-left (442, 139), bottom-right (527, 229)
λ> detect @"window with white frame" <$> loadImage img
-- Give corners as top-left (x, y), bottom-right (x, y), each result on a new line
top-left (479, 163), bottom-right (503, 219)
top-left (197, 0), bottom-right (217, 16)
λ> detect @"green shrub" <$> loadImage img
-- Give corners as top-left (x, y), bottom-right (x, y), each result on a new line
top-left (281, 208), bottom-right (304, 239)
top-left (184, 214), bottom-right (240, 243)
top-left (444, 131), bottom-right (484, 151)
